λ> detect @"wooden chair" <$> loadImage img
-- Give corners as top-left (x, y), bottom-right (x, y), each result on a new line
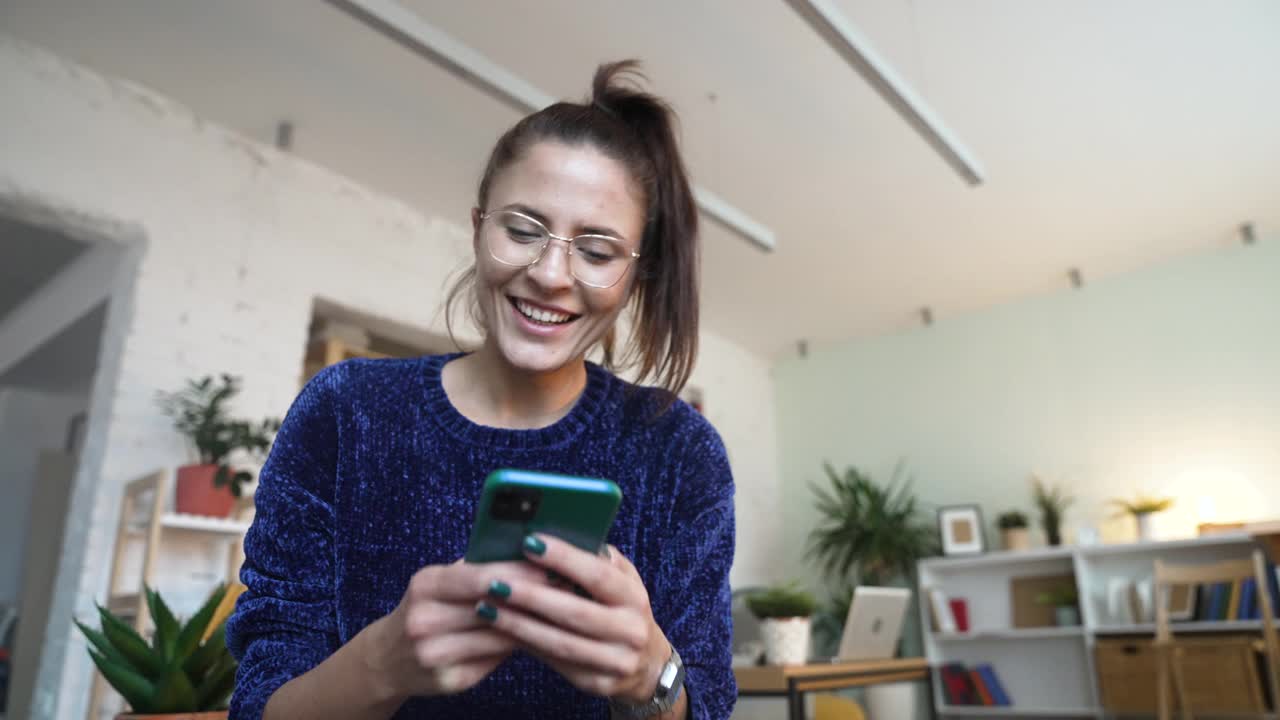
top-left (1153, 549), bottom-right (1280, 720)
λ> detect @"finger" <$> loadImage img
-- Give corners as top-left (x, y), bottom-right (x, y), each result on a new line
top-left (405, 601), bottom-right (496, 640)
top-left (477, 600), bottom-right (641, 679)
top-left (431, 654), bottom-right (512, 695)
top-left (494, 578), bottom-right (648, 649)
top-left (605, 544), bottom-right (642, 579)
top-left (414, 628), bottom-right (518, 669)
top-left (528, 651), bottom-right (628, 699)
top-left (522, 534), bottom-right (630, 605)
top-left (410, 560), bottom-right (547, 603)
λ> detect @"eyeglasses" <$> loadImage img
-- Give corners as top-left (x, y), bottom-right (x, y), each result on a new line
top-left (479, 209), bottom-right (640, 289)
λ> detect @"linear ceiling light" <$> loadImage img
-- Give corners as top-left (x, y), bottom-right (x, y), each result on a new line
top-left (326, 0), bottom-right (777, 252)
top-left (785, 0), bottom-right (985, 186)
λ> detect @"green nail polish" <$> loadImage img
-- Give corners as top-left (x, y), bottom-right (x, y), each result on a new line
top-left (488, 580), bottom-right (511, 600)
top-left (476, 601), bottom-right (498, 622)
top-left (523, 535), bottom-right (547, 556)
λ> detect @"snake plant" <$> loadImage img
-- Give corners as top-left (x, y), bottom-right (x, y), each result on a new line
top-left (75, 584), bottom-right (237, 713)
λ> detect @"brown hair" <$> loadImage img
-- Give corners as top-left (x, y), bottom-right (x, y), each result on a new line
top-left (446, 60), bottom-right (700, 400)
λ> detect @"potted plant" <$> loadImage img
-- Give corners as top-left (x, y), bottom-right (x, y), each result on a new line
top-left (1111, 495), bottom-right (1174, 541)
top-left (807, 462), bottom-right (939, 719)
top-left (996, 510), bottom-right (1031, 551)
top-left (76, 585), bottom-right (236, 718)
top-left (158, 375), bottom-right (280, 517)
top-left (1031, 475), bottom-right (1073, 546)
top-left (745, 583), bottom-right (816, 666)
top-left (1036, 585), bottom-right (1080, 627)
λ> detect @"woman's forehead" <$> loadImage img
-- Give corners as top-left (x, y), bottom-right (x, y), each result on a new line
top-left (488, 141), bottom-right (645, 237)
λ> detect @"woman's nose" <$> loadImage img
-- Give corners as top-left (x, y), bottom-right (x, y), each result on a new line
top-left (527, 238), bottom-right (575, 290)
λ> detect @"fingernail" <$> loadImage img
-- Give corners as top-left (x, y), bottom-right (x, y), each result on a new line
top-left (523, 535), bottom-right (546, 556)
top-left (487, 580), bottom-right (511, 600)
top-left (476, 601), bottom-right (498, 622)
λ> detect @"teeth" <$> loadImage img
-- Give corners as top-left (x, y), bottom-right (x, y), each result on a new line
top-left (515, 298), bottom-right (573, 324)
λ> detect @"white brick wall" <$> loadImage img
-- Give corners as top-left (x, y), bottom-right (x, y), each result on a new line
top-left (0, 35), bottom-right (782, 719)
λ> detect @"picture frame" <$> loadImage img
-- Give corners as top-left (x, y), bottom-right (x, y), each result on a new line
top-left (938, 504), bottom-right (986, 556)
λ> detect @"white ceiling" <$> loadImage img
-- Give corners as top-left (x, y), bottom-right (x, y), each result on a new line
top-left (4, 1), bottom-right (1278, 358)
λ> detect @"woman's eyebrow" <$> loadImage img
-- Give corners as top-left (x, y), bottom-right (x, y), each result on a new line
top-left (503, 202), bottom-right (626, 240)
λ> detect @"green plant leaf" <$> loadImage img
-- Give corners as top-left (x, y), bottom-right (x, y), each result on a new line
top-left (806, 462), bottom-right (938, 587)
top-left (195, 653), bottom-right (238, 710)
top-left (145, 586), bottom-right (180, 662)
top-left (148, 667), bottom-right (198, 713)
top-left (746, 582), bottom-right (817, 619)
top-left (184, 622), bottom-right (227, 679)
top-left (96, 605), bottom-right (164, 676)
top-left (74, 619), bottom-right (134, 671)
top-left (88, 649), bottom-right (156, 713)
top-left (174, 584), bottom-right (227, 662)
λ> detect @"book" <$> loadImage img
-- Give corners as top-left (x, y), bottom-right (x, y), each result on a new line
top-left (975, 663), bottom-right (1012, 706)
top-left (1194, 583), bottom-right (1212, 621)
top-left (1226, 579), bottom-right (1241, 621)
top-left (931, 588), bottom-right (958, 633)
top-left (968, 668), bottom-right (994, 705)
top-left (1269, 563), bottom-right (1280, 619)
top-left (1207, 582), bottom-right (1228, 620)
top-left (940, 662), bottom-right (976, 704)
top-left (1240, 577), bottom-right (1256, 620)
top-left (949, 598), bottom-right (970, 633)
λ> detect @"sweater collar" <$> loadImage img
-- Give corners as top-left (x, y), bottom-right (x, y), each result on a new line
top-left (421, 353), bottom-right (611, 449)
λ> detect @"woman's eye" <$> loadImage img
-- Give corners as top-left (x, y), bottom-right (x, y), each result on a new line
top-left (576, 239), bottom-right (621, 264)
top-left (505, 226), bottom-right (544, 243)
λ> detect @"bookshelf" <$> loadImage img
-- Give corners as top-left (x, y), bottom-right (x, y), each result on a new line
top-left (918, 532), bottom-right (1270, 718)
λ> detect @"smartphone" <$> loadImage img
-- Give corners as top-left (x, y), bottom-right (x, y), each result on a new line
top-left (464, 469), bottom-right (622, 563)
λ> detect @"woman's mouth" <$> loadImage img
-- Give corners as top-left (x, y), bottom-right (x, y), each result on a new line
top-left (509, 296), bottom-right (580, 326)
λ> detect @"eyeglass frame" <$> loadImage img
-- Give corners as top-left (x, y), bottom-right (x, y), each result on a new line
top-left (477, 208), bottom-right (641, 289)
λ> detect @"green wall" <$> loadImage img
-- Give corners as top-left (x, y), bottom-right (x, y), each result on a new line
top-left (774, 237), bottom-right (1280, 588)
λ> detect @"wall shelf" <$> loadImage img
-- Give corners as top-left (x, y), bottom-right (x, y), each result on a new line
top-left (936, 626), bottom-right (1085, 642)
top-left (1093, 619), bottom-right (1262, 635)
top-left (919, 533), bottom-right (1270, 718)
top-left (939, 705), bottom-right (1099, 717)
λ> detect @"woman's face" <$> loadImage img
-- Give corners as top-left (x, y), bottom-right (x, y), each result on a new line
top-left (471, 140), bottom-right (645, 376)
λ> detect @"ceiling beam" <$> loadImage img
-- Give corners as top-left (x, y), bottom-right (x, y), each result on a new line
top-left (326, 0), bottom-right (777, 253)
top-left (785, 0), bottom-right (986, 186)
top-left (0, 244), bottom-right (119, 378)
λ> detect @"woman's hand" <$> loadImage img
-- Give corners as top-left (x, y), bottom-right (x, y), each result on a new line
top-left (477, 534), bottom-right (677, 707)
top-left (362, 559), bottom-right (550, 701)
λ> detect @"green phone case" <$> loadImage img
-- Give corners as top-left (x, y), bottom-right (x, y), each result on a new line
top-left (464, 469), bottom-right (622, 563)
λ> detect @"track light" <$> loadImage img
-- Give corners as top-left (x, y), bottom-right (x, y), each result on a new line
top-left (785, 0), bottom-right (986, 186)
top-left (327, 0), bottom-right (778, 253)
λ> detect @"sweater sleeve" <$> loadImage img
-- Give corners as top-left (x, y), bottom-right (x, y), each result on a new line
top-left (225, 368), bottom-right (341, 720)
top-left (651, 419), bottom-right (737, 720)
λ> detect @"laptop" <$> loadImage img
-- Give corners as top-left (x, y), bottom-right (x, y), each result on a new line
top-left (829, 586), bottom-right (911, 662)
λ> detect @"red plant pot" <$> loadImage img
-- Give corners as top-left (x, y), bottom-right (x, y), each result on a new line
top-left (175, 464), bottom-right (235, 517)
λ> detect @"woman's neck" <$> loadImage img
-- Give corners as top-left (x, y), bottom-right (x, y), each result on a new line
top-left (443, 342), bottom-right (588, 430)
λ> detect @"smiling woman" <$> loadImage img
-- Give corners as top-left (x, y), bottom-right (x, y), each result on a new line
top-left (225, 60), bottom-right (738, 720)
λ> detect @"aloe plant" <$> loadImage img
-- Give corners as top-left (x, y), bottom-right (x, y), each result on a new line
top-left (75, 585), bottom-right (236, 714)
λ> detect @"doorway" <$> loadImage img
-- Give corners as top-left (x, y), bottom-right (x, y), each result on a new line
top-left (0, 201), bottom-right (140, 720)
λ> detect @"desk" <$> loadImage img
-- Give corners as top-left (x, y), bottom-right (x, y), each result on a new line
top-left (735, 657), bottom-right (931, 720)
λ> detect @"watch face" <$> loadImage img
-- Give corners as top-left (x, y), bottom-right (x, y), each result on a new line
top-left (657, 661), bottom-right (680, 693)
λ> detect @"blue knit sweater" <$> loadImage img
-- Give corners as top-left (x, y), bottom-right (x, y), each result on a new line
top-left (225, 354), bottom-right (737, 719)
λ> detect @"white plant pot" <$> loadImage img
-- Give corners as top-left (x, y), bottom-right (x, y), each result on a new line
top-left (1135, 512), bottom-right (1154, 541)
top-left (760, 617), bottom-right (810, 665)
top-left (865, 681), bottom-right (917, 720)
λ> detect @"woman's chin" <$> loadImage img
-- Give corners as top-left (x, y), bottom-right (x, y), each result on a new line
top-left (494, 336), bottom-right (579, 375)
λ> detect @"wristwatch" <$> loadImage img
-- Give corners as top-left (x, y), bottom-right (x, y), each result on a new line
top-left (609, 645), bottom-right (686, 719)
